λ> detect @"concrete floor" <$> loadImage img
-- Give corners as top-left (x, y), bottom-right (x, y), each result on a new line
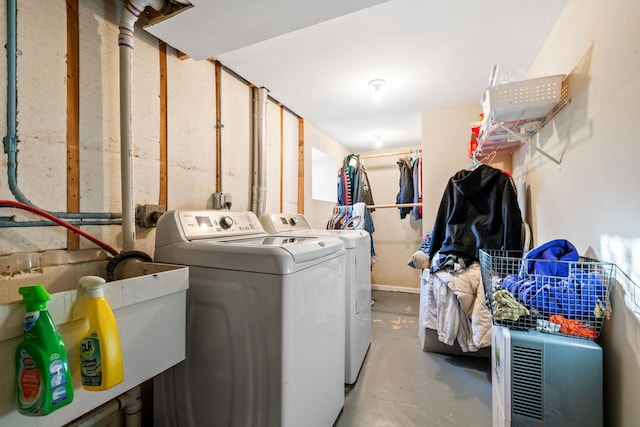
top-left (334, 290), bottom-right (492, 427)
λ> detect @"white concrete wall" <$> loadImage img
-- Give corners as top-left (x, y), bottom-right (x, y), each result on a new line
top-left (220, 70), bottom-right (252, 211)
top-left (0, 0), bottom-right (294, 259)
top-left (511, 1), bottom-right (640, 425)
top-left (1, 0), bottom-right (69, 253)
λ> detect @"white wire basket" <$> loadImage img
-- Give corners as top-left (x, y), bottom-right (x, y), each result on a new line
top-left (479, 249), bottom-right (614, 340)
top-left (482, 74), bottom-right (566, 122)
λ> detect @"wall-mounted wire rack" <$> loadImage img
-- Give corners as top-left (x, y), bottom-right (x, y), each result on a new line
top-left (477, 74), bottom-right (570, 165)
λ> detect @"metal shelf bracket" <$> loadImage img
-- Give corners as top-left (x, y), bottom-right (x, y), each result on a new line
top-left (494, 122), bottom-right (562, 165)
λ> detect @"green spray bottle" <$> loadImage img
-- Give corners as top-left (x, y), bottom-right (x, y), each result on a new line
top-left (15, 285), bottom-right (74, 416)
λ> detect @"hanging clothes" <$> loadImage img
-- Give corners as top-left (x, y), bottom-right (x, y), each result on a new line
top-left (395, 156), bottom-right (414, 219)
top-left (427, 164), bottom-right (522, 265)
top-left (335, 155), bottom-right (376, 257)
top-left (337, 154), bottom-right (374, 209)
top-left (326, 203), bottom-right (366, 231)
top-left (411, 153), bottom-right (422, 220)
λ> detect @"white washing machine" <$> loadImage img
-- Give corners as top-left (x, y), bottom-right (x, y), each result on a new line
top-left (260, 212), bottom-right (371, 385)
top-left (153, 210), bottom-right (346, 427)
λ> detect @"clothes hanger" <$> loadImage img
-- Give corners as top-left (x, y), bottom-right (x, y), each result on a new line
top-left (467, 150), bottom-right (483, 170)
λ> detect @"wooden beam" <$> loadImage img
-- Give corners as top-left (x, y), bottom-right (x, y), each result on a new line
top-left (297, 118), bottom-right (304, 214)
top-left (279, 106), bottom-right (284, 212)
top-left (159, 41), bottom-right (168, 208)
top-left (66, 0), bottom-right (80, 249)
top-left (176, 50), bottom-right (190, 60)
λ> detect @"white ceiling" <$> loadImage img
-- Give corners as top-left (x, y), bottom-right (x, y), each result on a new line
top-left (146, 0), bottom-right (568, 152)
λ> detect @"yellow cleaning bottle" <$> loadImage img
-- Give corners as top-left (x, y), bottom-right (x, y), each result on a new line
top-left (79, 276), bottom-right (124, 390)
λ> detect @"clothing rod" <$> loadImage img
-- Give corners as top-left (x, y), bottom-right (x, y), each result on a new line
top-left (360, 149), bottom-right (422, 159)
top-left (366, 202), bottom-right (422, 209)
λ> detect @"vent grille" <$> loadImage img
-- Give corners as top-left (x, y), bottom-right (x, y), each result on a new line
top-left (512, 345), bottom-right (543, 421)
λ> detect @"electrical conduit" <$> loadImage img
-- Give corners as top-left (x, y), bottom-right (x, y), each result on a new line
top-left (118, 0), bottom-right (168, 251)
top-left (0, 200), bottom-right (119, 256)
top-left (3, 0), bottom-right (120, 221)
top-left (3, 0), bottom-right (28, 204)
top-left (252, 87), bottom-right (269, 216)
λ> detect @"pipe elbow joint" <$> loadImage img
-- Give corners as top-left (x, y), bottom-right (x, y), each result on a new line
top-left (119, 0), bottom-right (170, 36)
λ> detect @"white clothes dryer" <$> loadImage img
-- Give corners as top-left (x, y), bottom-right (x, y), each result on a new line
top-left (260, 212), bottom-right (371, 385)
top-left (153, 210), bottom-right (346, 427)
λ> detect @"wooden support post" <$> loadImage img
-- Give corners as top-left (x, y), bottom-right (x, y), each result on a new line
top-left (66, 0), bottom-right (80, 249)
top-left (159, 42), bottom-right (168, 208)
top-left (297, 118), bottom-right (304, 214)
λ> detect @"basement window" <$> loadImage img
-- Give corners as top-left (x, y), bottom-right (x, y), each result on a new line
top-left (311, 148), bottom-right (337, 202)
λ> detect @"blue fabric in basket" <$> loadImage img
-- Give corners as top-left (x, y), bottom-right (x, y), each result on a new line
top-left (502, 272), bottom-right (604, 320)
top-left (524, 239), bottom-right (578, 277)
top-left (500, 239), bottom-right (606, 320)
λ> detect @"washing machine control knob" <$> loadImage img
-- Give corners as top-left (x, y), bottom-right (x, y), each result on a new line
top-left (220, 216), bottom-right (234, 229)
top-left (289, 217), bottom-right (297, 226)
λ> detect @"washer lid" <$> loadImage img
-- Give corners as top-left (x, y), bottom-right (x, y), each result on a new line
top-left (272, 230), bottom-right (369, 249)
top-left (217, 235), bottom-right (342, 263)
top-left (155, 232), bottom-right (345, 274)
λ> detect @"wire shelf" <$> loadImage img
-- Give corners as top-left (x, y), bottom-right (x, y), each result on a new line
top-left (479, 249), bottom-right (615, 340)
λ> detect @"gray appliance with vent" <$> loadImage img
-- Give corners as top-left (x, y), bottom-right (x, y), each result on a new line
top-left (492, 326), bottom-right (602, 427)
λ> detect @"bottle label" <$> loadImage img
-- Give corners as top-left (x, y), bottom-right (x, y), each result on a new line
top-left (48, 359), bottom-right (70, 406)
top-left (80, 332), bottom-right (103, 386)
top-left (23, 311), bottom-right (39, 331)
top-left (18, 349), bottom-right (41, 407)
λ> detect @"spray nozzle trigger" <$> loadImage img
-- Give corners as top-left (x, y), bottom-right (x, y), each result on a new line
top-left (80, 275), bottom-right (107, 299)
top-left (19, 285), bottom-right (51, 311)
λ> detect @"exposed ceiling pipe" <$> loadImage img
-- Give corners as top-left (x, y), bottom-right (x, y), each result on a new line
top-left (251, 87), bottom-right (268, 216)
top-left (118, 0), bottom-right (168, 251)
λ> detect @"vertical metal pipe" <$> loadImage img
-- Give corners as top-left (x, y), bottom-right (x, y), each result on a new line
top-left (4, 0), bottom-right (30, 204)
top-left (119, 43), bottom-right (135, 251)
top-left (252, 87), bottom-right (268, 215)
top-left (118, 0), bottom-right (168, 251)
top-left (251, 88), bottom-right (258, 213)
top-left (215, 60), bottom-right (222, 193)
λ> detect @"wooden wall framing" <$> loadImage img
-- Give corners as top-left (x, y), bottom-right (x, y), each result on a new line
top-left (66, 0), bottom-right (80, 249)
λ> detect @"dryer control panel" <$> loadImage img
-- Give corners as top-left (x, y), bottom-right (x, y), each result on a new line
top-left (260, 213), bottom-right (311, 234)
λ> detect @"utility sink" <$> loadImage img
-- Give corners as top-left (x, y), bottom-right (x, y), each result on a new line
top-left (0, 254), bottom-right (188, 426)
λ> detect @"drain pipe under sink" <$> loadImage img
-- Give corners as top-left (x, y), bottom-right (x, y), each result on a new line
top-left (118, 0), bottom-right (168, 251)
top-left (67, 385), bottom-right (143, 427)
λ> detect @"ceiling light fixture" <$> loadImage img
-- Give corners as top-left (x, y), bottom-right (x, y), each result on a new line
top-left (374, 133), bottom-right (384, 148)
top-left (368, 79), bottom-right (386, 102)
